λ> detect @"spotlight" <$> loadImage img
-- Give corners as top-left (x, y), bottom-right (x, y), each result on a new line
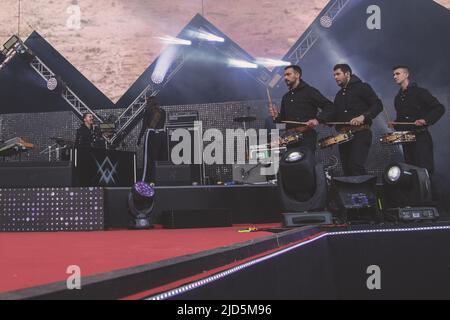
top-left (2, 35), bottom-right (20, 52)
top-left (151, 72), bottom-right (165, 84)
top-left (278, 147), bottom-right (332, 226)
top-left (47, 77), bottom-right (58, 91)
top-left (156, 36), bottom-right (192, 46)
top-left (320, 15), bottom-right (333, 28)
top-left (382, 163), bottom-right (438, 221)
top-left (228, 59), bottom-right (258, 69)
top-left (17, 45), bottom-right (35, 63)
top-left (17, 46), bottom-right (26, 54)
top-left (386, 165), bottom-right (402, 183)
top-left (190, 30), bottom-right (225, 42)
top-left (46, 75), bottom-right (66, 93)
top-left (128, 181), bottom-right (155, 229)
top-left (151, 45), bottom-right (179, 85)
top-left (255, 58), bottom-right (291, 68)
top-left (0, 36), bottom-right (23, 70)
top-left (285, 151), bottom-right (304, 163)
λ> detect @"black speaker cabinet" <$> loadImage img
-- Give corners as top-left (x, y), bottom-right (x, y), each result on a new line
top-left (0, 161), bottom-right (73, 187)
top-left (154, 161), bottom-right (203, 186)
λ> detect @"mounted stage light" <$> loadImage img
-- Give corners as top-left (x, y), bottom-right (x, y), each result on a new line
top-left (383, 163), bottom-right (432, 198)
top-left (285, 151), bottom-right (304, 163)
top-left (320, 15), bottom-right (333, 28)
top-left (128, 181), bottom-right (155, 229)
top-left (151, 71), bottom-right (165, 84)
top-left (47, 77), bottom-right (58, 91)
top-left (151, 72), bottom-right (165, 84)
top-left (278, 147), bottom-right (332, 227)
top-left (382, 163), bottom-right (438, 221)
top-left (16, 45), bottom-right (35, 63)
top-left (151, 45), bottom-right (180, 85)
top-left (386, 165), bottom-right (402, 183)
top-left (2, 35), bottom-right (20, 52)
top-left (0, 36), bottom-right (32, 70)
top-left (156, 36), bottom-right (192, 46)
top-left (255, 58), bottom-right (291, 68)
top-left (46, 75), bottom-right (66, 93)
top-left (228, 59), bottom-right (258, 69)
top-left (190, 30), bottom-right (225, 42)
top-left (279, 147), bottom-right (316, 201)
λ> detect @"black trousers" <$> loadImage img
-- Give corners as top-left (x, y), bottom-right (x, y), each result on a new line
top-left (402, 130), bottom-right (434, 175)
top-left (142, 130), bottom-right (168, 182)
top-left (288, 130), bottom-right (317, 154)
top-left (338, 129), bottom-right (372, 176)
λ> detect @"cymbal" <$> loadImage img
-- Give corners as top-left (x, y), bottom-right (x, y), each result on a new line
top-left (233, 116), bottom-right (256, 123)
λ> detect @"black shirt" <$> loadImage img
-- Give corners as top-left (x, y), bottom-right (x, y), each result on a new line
top-left (138, 107), bottom-right (167, 142)
top-left (394, 83), bottom-right (445, 131)
top-left (143, 107), bottom-right (166, 130)
top-left (75, 124), bottom-right (94, 148)
top-left (274, 80), bottom-right (335, 130)
top-left (334, 75), bottom-right (383, 127)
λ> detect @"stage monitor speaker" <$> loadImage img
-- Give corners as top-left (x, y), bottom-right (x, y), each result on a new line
top-left (329, 175), bottom-right (381, 222)
top-left (154, 161), bottom-right (202, 186)
top-left (330, 175), bottom-right (378, 209)
top-left (161, 209), bottom-right (232, 229)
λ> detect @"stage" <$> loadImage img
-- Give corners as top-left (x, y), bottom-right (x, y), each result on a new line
top-left (1, 0), bottom-right (450, 301)
top-left (1, 220), bottom-right (450, 300)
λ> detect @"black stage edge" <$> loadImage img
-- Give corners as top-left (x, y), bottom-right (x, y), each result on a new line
top-left (163, 221), bottom-right (450, 300)
top-left (104, 184), bottom-right (282, 228)
top-left (0, 226), bottom-right (320, 300)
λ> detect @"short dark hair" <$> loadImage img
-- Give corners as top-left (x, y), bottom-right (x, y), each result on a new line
top-left (284, 65), bottom-right (302, 76)
top-left (333, 64), bottom-right (352, 75)
top-left (146, 96), bottom-right (159, 108)
top-left (393, 65), bottom-right (410, 73)
top-left (82, 112), bottom-right (92, 121)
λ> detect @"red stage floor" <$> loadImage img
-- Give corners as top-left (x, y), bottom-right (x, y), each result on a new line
top-left (0, 224), bottom-right (279, 293)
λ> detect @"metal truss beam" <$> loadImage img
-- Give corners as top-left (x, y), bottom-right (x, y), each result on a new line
top-left (0, 35), bottom-right (104, 124)
top-left (109, 47), bottom-right (187, 145)
top-left (269, 0), bottom-right (350, 88)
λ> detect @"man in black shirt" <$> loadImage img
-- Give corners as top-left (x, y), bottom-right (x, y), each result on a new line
top-left (269, 65), bottom-right (335, 153)
top-left (75, 112), bottom-right (95, 148)
top-left (332, 64), bottom-right (383, 176)
top-left (392, 66), bottom-right (445, 175)
top-left (137, 97), bottom-right (167, 182)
